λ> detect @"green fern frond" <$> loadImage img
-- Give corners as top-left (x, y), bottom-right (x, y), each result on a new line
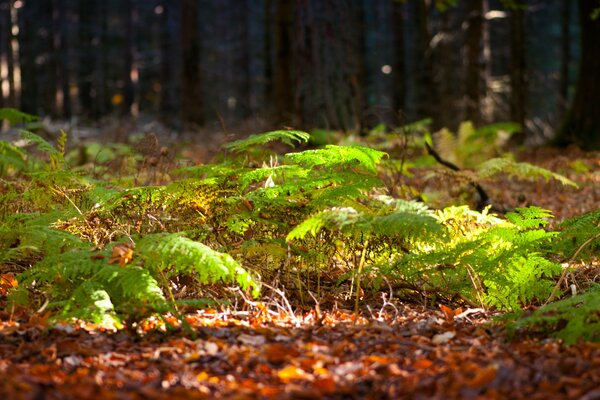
top-left (556, 209), bottom-right (600, 260)
top-left (0, 108), bottom-right (38, 125)
top-left (477, 157), bottom-right (577, 187)
top-left (225, 130), bottom-right (310, 153)
top-left (286, 207), bottom-right (359, 241)
top-left (367, 210), bottom-right (446, 244)
top-left (20, 130), bottom-right (59, 157)
top-left (57, 281), bottom-right (123, 328)
top-left (136, 233), bottom-right (260, 297)
top-left (505, 206), bottom-right (554, 229)
top-left (285, 145), bottom-right (387, 174)
top-left (513, 285), bottom-right (600, 344)
top-left (0, 141), bottom-right (28, 174)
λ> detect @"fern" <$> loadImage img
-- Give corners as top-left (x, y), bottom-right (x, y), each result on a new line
top-left (477, 157), bottom-right (577, 187)
top-left (387, 206), bottom-right (561, 310)
top-left (136, 233), bottom-right (260, 297)
top-left (512, 285), bottom-right (600, 344)
top-left (555, 209), bottom-right (600, 260)
top-left (225, 130), bottom-right (310, 153)
top-left (0, 108), bottom-right (38, 125)
top-left (285, 145), bottom-right (387, 174)
top-left (0, 141), bottom-right (28, 175)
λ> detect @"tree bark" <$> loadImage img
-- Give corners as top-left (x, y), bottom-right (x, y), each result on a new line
top-left (391, 0), bottom-right (406, 122)
top-left (55, 0), bottom-right (71, 118)
top-left (558, 0), bottom-right (571, 117)
top-left (414, 0), bottom-right (435, 124)
top-left (181, 0), bottom-right (202, 125)
top-left (271, 0), bottom-right (293, 124)
top-left (509, 6), bottom-right (526, 134)
top-left (464, 0), bottom-right (483, 125)
top-left (122, 0), bottom-right (134, 116)
top-left (558, 0), bottom-right (600, 150)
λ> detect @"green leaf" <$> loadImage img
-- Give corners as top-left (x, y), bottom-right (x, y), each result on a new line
top-left (225, 130), bottom-right (310, 153)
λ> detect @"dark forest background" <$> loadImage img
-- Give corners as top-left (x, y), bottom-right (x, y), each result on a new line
top-left (0, 0), bottom-right (595, 146)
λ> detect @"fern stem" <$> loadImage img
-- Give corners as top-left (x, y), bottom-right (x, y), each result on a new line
top-left (354, 237), bottom-right (370, 317)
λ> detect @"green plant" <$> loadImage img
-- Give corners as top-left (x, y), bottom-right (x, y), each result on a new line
top-left (511, 285), bottom-right (600, 344)
top-left (386, 206), bottom-right (561, 310)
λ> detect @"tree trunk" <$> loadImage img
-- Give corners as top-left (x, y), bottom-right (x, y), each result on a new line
top-left (0, 0), bottom-right (9, 107)
top-left (55, 0), bottom-right (71, 118)
top-left (509, 6), bottom-right (526, 134)
top-left (464, 0), bottom-right (483, 125)
top-left (121, 0), bottom-right (134, 116)
top-left (18, 1), bottom-right (38, 114)
top-left (77, 0), bottom-right (96, 116)
top-left (558, 0), bottom-right (571, 117)
top-left (181, 0), bottom-right (202, 125)
top-left (558, 0), bottom-right (600, 150)
top-left (160, 0), bottom-right (178, 122)
top-left (414, 0), bottom-right (435, 124)
top-left (391, 0), bottom-right (406, 122)
top-left (271, 0), bottom-right (293, 124)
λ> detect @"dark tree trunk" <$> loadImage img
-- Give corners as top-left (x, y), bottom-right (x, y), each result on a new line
top-left (181, 0), bottom-right (202, 125)
top-left (464, 0), bottom-right (483, 125)
top-left (95, 1), bottom-right (107, 117)
top-left (40, 0), bottom-right (57, 116)
top-left (391, 0), bottom-right (406, 121)
top-left (271, 0), bottom-right (293, 124)
top-left (55, 0), bottom-right (71, 118)
top-left (0, 0), bottom-right (9, 107)
top-left (558, 0), bottom-right (600, 150)
top-left (558, 0), bottom-right (571, 117)
top-left (18, 1), bottom-right (38, 114)
top-left (353, 0), bottom-right (367, 132)
top-left (509, 6), bottom-right (526, 133)
top-left (160, 0), bottom-right (178, 122)
top-left (414, 0), bottom-right (435, 124)
top-left (436, 9), bottom-right (453, 129)
top-left (77, 0), bottom-right (96, 116)
top-left (122, 0), bottom-right (134, 116)
top-left (6, 2), bottom-right (15, 107)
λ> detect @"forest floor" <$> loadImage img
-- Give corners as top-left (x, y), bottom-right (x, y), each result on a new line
top-left (1, 136), bottom-right (599, 399)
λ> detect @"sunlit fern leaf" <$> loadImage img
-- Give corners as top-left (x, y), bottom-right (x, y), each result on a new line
top-left (512, 285), bottom-right (600, 344)
top-left (57, 281), bottom-right (123, 328)
top-left (286, 207), bottom-right (360, 241)
top-left (505, 206), bottom-right (554, 229)
top-left (367, 211), bottom-right (447, 244)
top-left (224, 130), bottom-right (310, 153)
top-left (17, 248), bottom-right (101, 287)
top-left (285, 145), bottom-right (387, 174)
top-left (96, 264), bottom-right (165, 304)
top-left (136, 233), bottom-right (260, 297)
top-left (0, 108), bottom-right (38, 125)
top-left (476, 157), bottom-right (577, 187)
top-left (239, 164), bottom-right (307, 190)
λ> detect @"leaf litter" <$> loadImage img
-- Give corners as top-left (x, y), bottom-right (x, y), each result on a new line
top-left (2, 302), bottom-right (600, 399)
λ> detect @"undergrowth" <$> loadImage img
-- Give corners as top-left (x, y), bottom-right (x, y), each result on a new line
top-left (0, 108), bottom-right (598, 344)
